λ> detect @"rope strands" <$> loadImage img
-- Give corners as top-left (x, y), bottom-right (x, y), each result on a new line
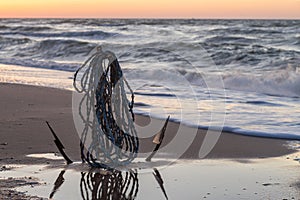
top-left (73, 46), bottom-right (139, 168)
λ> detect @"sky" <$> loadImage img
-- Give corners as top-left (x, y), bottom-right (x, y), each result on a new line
top-left (0, 0), bottom-right (299, 19)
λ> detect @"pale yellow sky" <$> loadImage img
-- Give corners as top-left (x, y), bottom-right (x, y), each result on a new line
top-left (0, 0), bottom-right (299, 18)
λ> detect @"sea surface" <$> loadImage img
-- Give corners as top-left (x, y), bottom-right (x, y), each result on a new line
top-left (0, 18), bottom-right (299, 139)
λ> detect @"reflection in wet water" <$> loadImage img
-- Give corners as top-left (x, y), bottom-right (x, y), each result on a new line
top-left (49, 170), bottom-right (66, 199)
top-left (153, 168), bottom-right (168, 200)
top-left (1, 157), bottom-right (300, 199)
top-left (80, 170), bottom-right (139, 200)
top-left (49, 167), bottom-right (168, 200)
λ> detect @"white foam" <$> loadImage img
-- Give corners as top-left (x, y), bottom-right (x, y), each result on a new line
top-left (222, 66), bottom-right (300, 98)
top-left (0, 64), bottom-right (73, 90)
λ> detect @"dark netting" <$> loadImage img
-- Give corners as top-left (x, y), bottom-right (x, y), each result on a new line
top-left (73, 46), bottom-right (139, 168)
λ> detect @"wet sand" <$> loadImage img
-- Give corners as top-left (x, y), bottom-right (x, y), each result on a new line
top-left (0, 83), bottom-right (300, 199)
top-left (0, 83), bottom-right (296, 165)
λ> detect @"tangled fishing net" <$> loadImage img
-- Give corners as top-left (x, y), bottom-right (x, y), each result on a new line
top-left (73, 46), bottom-right (139, 168)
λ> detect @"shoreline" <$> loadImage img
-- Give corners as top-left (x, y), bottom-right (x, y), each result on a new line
top-left (1, 83), bottom-right (300, 200)
top-left (0, 82), bottom-right (297, 165)
top-left (1, 63), bottom-right (299, 141)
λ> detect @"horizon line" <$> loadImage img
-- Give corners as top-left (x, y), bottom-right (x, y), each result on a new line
top-left (0, 17), bottom-right (299, 20)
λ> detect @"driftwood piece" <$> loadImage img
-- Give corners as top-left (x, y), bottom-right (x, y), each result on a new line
top-left (46, 121), bottom-right (73, 164)
top-left (146, 116), bottom-right (170, 162)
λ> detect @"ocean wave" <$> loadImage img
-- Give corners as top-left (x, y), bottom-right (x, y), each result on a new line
top-left (294, 36), bottom-right (300, 46)
top-left (0, 25), bottom-right (54, 33)
top-left (0, 37), bottom-right (98, 71)
top-left (10, 25), bottom-right (53, 32)
top-left (0, 25), bottom-right (9, 30)
top-left (159, 66), bottom-right (300, 98)
top-left (222, 66), bottom-right (300, 98)
top-left (5, 39), bottom-right (96, 61)
top-left (201, 41), bottom-right (299, 66)
top-left (1, 30), bottom-right (117, 39)
top-left (0, 57), bottom-right (79, 72)
top-left (204, 35), bottom-right (256, 44)
top-left (35, 39), bottom-right (96, 58)
top-left (125, 62), bottom-right (300, 98)
top-left (208, 27), bottom-right (283, 35)
top-left (247, 20), bottom-right (300, 28)
top-left (0, 36), bottom-right (31, 49)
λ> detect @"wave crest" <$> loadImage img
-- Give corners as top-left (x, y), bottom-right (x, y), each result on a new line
top-left (222, 66), bottom-right (300, 97)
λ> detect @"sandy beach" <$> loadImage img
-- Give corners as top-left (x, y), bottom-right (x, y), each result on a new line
top-left (0, 82), bottom-right (296, 164)
top-left (0, 83), bottom-right (300, 199)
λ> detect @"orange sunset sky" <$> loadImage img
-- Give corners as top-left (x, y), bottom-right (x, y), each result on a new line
top-left (0, 0), bottom-right (299, 19)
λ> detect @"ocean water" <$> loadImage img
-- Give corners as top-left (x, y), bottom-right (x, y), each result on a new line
top-left (0, 18), bottom-right (299, 139)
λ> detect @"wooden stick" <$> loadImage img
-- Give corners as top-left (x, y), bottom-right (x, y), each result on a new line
top-left (146, 116), bottom-right (170, 162)
top-left (46, 121), bottom-right (73, 164)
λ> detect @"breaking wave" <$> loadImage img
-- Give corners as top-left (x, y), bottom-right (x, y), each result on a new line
top-left (222, 66), bottom-right (300, 98)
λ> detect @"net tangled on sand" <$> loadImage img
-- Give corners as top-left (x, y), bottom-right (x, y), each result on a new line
top-left (73, 46), bottom-right (139, 167)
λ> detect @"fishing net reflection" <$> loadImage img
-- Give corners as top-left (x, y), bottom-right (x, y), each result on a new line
top-left (49, 167), bottom-right (168, 200)
top-left (80, 169), bottom-right (139, 200)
